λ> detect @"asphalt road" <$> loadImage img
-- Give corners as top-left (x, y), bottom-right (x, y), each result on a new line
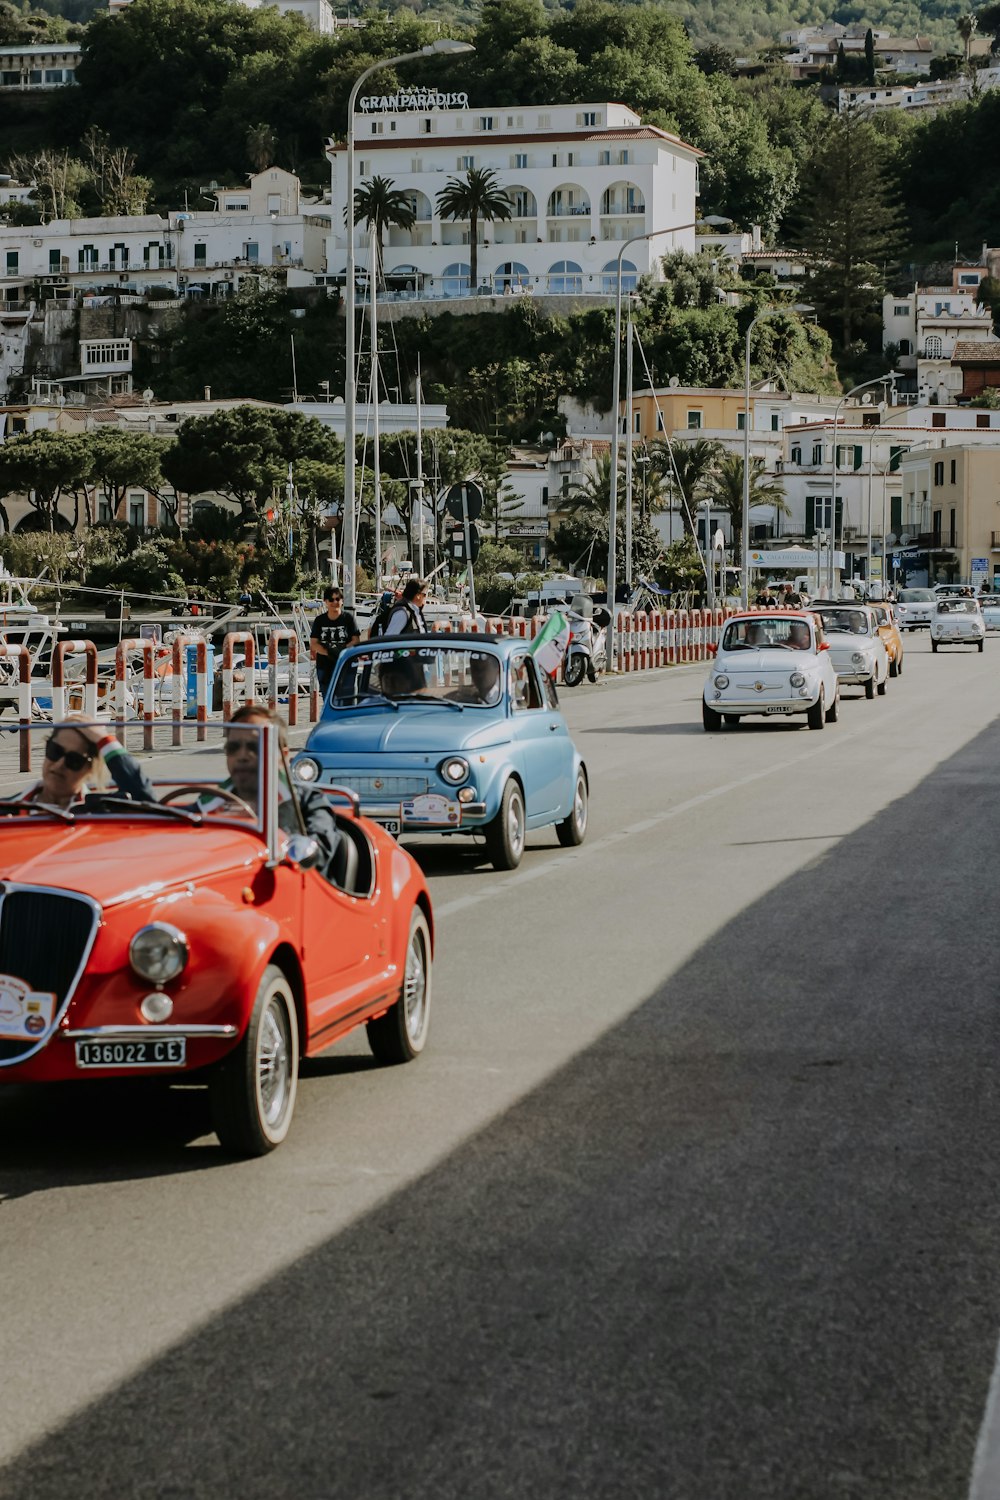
top-left (2, 633), bottom-right (1000, 1499)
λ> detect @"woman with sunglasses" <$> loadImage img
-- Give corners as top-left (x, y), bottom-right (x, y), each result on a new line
top-left (8, 716), bottom-right (153, 810)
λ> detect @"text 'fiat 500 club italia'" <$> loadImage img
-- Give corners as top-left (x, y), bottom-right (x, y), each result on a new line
top-left (293, 635), bottom-right (589, 871)
top-left (0, 723), bottom-right (433, 1155)
top-left (703, 612), bottom-right (840, 730)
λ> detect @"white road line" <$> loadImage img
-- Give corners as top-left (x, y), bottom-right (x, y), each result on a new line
top-left (436, 717), bottom-right (871, 919)
top-left (969, 1338), bottom-right (1000, 1497)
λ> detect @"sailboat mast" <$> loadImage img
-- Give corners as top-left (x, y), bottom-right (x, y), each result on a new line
top-left (416, 356), bottom-right (425, 579)
top-left (625, 310), bottom-right (634, 593)
top-left (371, 227), bottom-right (381, 591)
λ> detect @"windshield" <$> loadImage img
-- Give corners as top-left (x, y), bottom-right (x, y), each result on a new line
top-left (899, 589), bottom-right (935, 602)
top-left (331, 643), bottom-right (504, 708)
top-left (720, 617), bottom-right (814, 652)
top-left (813, 609), bottom-right (870, 636)
top-left (937, 599), bottom-right (979, 614)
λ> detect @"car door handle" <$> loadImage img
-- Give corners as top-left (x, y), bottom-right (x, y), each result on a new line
top-left (549, 723), bottom-right (557, 730)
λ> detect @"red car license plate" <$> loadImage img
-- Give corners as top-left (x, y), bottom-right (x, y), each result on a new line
top-left (75, 1037), bottom-right (186, 1069)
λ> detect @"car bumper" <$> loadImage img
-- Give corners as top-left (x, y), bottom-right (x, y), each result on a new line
top-left (361, 800), bottom-right (489, 832)
top-left (833, 669), bottom-right (874, 683)
top-left (705, 695), bottom-right (817, 715)
top-left (1, 1023), bottom-right (240, 1083)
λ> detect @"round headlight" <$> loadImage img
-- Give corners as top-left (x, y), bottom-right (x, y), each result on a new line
top-left (789, 672), bottom-right (805, 688)
top-left (129, 923), bottom-right (188, 985)
top-left (714, 674), bottom-right (730, 689)
top-left (140, 991), bottom-right (174, 1023)
top-left (439, 756), bottom-right (470, 785)
top-left (294, 757), bottom-right (320, 784)
top-left (852, 651), bottom-right (865, 665)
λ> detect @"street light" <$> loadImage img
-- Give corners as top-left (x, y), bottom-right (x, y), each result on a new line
top-left (741, 308), bottom-right (784, 609)
top-left (607, 223), bottom-right (697, 669)
top-left (342, 38), bottom-right (474, 607)
top-left (826, 371), bottom-right (896, 595)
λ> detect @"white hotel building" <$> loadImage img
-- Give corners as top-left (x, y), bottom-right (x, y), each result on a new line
top-left (325, 99), bottom-right (701, 300)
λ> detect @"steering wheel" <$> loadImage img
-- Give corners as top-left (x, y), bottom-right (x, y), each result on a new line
top-left (160, 784), bottom-right (257, 818)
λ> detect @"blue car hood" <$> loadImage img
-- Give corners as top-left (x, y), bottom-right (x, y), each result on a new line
top-left (307, 708), bottom-right (510, 756)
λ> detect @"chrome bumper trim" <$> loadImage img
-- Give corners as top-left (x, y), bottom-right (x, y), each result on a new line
top-left (61, 1024), bottom-right (238, 1040)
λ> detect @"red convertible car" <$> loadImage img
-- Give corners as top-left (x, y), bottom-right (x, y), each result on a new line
top-left (0, 723), bottom-right (433, 1155)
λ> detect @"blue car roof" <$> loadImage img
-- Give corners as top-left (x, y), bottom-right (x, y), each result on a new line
top-left (342, 632), bottom-right (518, 656)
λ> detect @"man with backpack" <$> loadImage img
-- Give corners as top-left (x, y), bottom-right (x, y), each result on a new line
top-left (382, 577), bottom-right (429, 637)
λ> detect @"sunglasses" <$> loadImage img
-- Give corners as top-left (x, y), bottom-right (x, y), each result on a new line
top-left (327, 595), bottom-right (343, 602)
top-left (224, 737), bottom-right (260, 756)
top-left (45, 740), bottom-right (94, 773)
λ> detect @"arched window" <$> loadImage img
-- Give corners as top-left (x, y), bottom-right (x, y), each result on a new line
top-left (495, 261), bottom-right (530, 291)
top-left (507, 187), bottom-right (537, 219)
top-left (546, 185), bottom-right (591, 219)
top-left (600, 181), bottom-right (645, 217)
top-left (602, 259), bottom-right (637, 294)
top-left (898, 338), bottom-right (911, 356)
top-left (924, 334), bottom-right (943, 358)
top-left (548, 260), bottom-right (583, 294)
top-left (441, 261), bottom-right (471, 297)
top-left (403, 189), bottom-right (432, 221)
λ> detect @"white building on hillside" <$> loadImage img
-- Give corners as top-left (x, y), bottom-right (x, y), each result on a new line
top-left (883, 278), bottom-right (995, 404)
top-left (0, 43), bottom-right (79, 91)
top-left (109, 0), bottom-right (338, 29)
top-left (325, 100), bottom-right (701, 302)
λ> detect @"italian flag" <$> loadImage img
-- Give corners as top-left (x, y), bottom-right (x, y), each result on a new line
top-left (529, 610), bottom-right (571, 678)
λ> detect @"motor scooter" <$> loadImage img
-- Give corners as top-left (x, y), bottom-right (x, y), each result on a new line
top-left (562, 602), bottom-right (610, 686)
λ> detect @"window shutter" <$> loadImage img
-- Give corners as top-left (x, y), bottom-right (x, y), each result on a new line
top-left (889, 445), bottom-right (903, 473)
top-left (890, 496), bottom-right (902, 533)
top-left (835, 498), bottom-right (843, 535)
top-left (805, 496), bottom-right (815, 537)
top-left (853, 445), bottom-right (863, 470)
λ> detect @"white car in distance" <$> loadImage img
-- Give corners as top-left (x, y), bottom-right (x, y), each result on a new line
top-left (930, 596), bottom-right (985, 652)
top-left (810, 604), bottom-right (889, 699)
top-left (895, 587), bottom-right (937, 631)
top-left (703, 612), bottom-right (839, 731)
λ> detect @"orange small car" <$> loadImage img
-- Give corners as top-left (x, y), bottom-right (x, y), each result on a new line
top-left (869, 602), bottom-right (904, 677)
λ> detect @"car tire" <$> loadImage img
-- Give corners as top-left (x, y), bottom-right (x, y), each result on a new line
top-left (876, 675), bottom-right (887, 696)
top-left (889, 657), bottom-right (899, 677)
top-left (563, 655), bottom-right (586, 687)
top-left (825, 689), bottom-right (839, 723)
top-left (210, 964), bottom-right (299, 1156)
top-left (703, 702), bottom-right (722, 731)
top-left (556, 768), bottom-right (588, 847)
top-left (896, 656), bottom-right (904, 676)
top-left (366, 908), bottom-right (432, 1064)
top-left (864, 676), bottom-right (875, 699)
top-left (807, 692), bottom-right (825, 730)
top-left (485, 780), bottom-right (526, 870)
top-left (724, 714), bottom-right (741, 727)
top-left (979, 639), bottom-right (985, 653)
top-left (931, 640), bottom-right (938, 653)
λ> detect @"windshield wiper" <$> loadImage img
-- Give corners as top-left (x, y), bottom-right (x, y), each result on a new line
top-left (0, 800), bottom-right (75, 823)
top-left (334, 694), bottom-right (399, 711)
top-left (391, 694), bottom-right (465, 711)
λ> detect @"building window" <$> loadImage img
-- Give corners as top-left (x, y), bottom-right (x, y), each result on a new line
top-left (687, 411), bottom-right (702, 430)
top-left (950, 458), bottom-right (956, 483)
top-left (932, 507), bottom-right (942, 538)
top-left (541, 486), bottom-right (548, 506)
top-left (959, 273), bottom-right (980, 285)
top-left (5, 251), bottom-right (17, 274)
top-left (898, 339), bottom-right (911, 355)
top-left (924, 335), bottom-right (943, 358)
top-left (619, 149), bottom-right (630, 164)
top-left (737, 412), bottom-right (746, 431)
top-left (791, 445), bottom-right (801, 465)
top-left (933, 461), bottom-right (944, 485)
top-left (633, 410), bottom-right (641, 433)
top-left (599, 149), bottom-right (611, 165)
top-left (932, 411), bottom-right (946, 428)
top-left (421, 119), bottom-right (432, 134)
top-left (82, 341), bottom-right (131, 367)
top-left (934, 302), bottom-right (950, 315)
top-left (976, 413), bottom-right (991, 428)
top-left (194, 243), bottom-right (207, 265)
top-left (579, 111), bottom-right (598, 126)
top-left (478, 116), bottom-right (494, 130)
top-left (771, 414), bottom-right (780, 431)
top-left (949, 507), bottom-right (956, 545)
top-left (129, 497), bottom-right (145, 530)
top-left (893, 304), bottom-right (909, 316)
top-left (656, 411), bottom-right (664, 431)
top-left (48, 249), bottom-right (60, 272)
top-left (812, 443), bottom-right (823, 465)
top-left (98, 498), bottom-right (112, 523)
top-left (459, 155), bottom-right (475, 170)
top-left (512, 153), bottom-right (528, 170)
top-left (537, 113), bottom-right (551, 128)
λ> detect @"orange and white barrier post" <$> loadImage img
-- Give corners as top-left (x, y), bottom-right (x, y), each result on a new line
top-left (267, 630), bottom-right (300, 727)
top-left (170, 634), bottom-right (209, 745)
top-left (0, 644), bottom-right (31, 772)
top-left (114, 638), bottom-right (156, 751)
top-left (222, 632), bottom-right (255, 723)
top-left (52, 640), bottom-right (98, 724)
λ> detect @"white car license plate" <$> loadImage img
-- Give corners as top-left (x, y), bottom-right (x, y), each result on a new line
top-left (75, 1037), bottom-right (186, 1069)
top-left (373, 817), bottom-right (401, 836)
top-left (765, 706), bottom-right (794, 714)
top-left (402, 793), bottom-right (461, 825)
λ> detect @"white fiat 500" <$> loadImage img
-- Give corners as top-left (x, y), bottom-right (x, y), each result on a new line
top-left (703, 612), bottom-right (839, 731)
top-left (930, 596), bottom-right (985, 652)
top-left (896, 587), bottom-right (937, 631)
top-left (810, 604), bottom-right (889, 699)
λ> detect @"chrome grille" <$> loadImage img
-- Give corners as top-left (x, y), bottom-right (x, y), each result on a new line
top-left (0, 886), bottom-right (100, 1067)
top-left (329, 774), bottom-right (430, 798)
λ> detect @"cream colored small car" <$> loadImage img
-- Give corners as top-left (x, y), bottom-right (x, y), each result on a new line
top-left (703, 612), bottom-right (840, 731)
top-left (930, 597), bottom-right (985, 652)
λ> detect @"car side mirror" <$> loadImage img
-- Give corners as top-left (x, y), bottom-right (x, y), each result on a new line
top-left (283, 835), bottom-right (321, 870)
top-left (707, 643), bottom-right (718, 656)
top-left (818, 640), bottom-right (830, 651)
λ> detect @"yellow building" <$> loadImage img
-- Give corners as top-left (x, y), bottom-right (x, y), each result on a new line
top-left (625, 386), bottom-right (840, 448)
top-left (898, 444), bottom-right (1000, 586)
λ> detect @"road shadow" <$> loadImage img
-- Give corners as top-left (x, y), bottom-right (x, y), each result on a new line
top-left (5, 722), bottom-right (1000, 1498)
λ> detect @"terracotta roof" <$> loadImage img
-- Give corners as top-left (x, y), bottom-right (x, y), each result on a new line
top-left (953, 340), bottom-right (1000, 363)
top-left (329, 125), bottom-right (704, 158)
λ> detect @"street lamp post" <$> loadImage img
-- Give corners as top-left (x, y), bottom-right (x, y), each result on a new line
top-left (740, 308), bottom-right (785, 610)
top-left (341, 39), bottom-right (474, 609)
top-left (826, 372), bottom-right (895, 596)
top-left (607, 222), bottom-right (697, 670)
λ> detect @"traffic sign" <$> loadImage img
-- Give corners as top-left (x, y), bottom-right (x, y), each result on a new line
top-left (447, 522), bottom-right (481, 564)
top-left (972, 556), bottom-right (989, 574)
top-left (445, 482), bottom-right (484, 522)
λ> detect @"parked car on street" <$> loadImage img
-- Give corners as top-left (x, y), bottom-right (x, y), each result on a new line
top-left (294, 634), bottom-right (589, 871)
top-left (809, 604), bottom-right (889, 698)
top-left (0, 723), bottom-right (433, 1156)
top-left (930, 597), bottom-right (985, 652)
top-left (895, 588), bottom-right (937, 631)
top-left (702, 611), bottom-right (839, 731)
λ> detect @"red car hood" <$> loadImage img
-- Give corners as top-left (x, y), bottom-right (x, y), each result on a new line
top-left (0, 820), bottom-right (260, 907)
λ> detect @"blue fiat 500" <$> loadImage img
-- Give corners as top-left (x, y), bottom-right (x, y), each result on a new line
top-left (292, 633), bottom-right (588, 870)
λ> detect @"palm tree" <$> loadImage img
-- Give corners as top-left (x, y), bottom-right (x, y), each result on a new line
top-left (353, 176), bottom-right (416, 287)
top-left (650, 437), bottom-right (723, 533)
top-left (435, 167), bottom-right (512, 294)
top-left (957, 11), bottom-right (978, 62)
top-left (704, 453), bottom-right (789, 559)
top-left (246, 123), bottom-right (277, 174)
top-left (564, 453), bottom-right (615, 515)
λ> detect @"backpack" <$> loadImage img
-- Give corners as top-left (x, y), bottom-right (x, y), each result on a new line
top-left (369, 594), bottom-right (396, 638)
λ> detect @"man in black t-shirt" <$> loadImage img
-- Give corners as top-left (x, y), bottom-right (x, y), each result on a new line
top-left (310, 585), bottom-right (360, 698)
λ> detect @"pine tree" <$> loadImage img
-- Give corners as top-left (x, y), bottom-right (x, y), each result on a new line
top-left (799, 111), bottom-right (905, 351)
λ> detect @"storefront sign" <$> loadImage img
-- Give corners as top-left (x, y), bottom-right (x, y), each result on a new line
top-left (359, 88), bottom-right (470, 114)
